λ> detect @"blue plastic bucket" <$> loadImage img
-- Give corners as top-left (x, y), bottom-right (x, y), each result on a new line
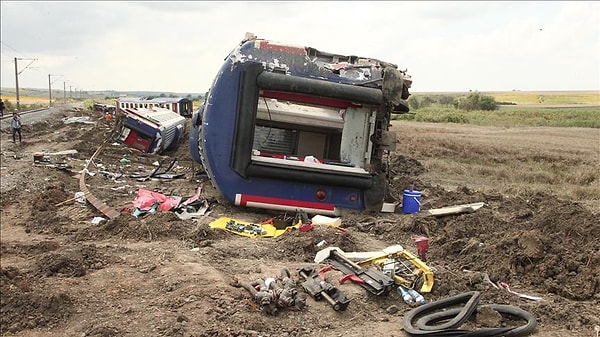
top-left (402, 190), bottom-right (422, 214)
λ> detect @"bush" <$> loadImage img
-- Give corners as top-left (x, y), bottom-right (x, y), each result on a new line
top-left (83, 99), bottom-right (96, 110)
top-left (408, 95), bottom-right (420, 110)
top-left (453, 92), bottom-right (498, 111)
top-left (438, 95), bottom-right (455, 107)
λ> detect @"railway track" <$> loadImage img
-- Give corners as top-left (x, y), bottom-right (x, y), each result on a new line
top-left (0, 107), bottom-right (49, 121)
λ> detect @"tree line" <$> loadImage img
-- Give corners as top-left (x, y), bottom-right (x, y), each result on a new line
top-left (408, 92), bottom-right (500, 111)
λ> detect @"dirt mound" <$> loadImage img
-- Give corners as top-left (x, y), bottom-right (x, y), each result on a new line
top-left (36, 244), bottom-right (118, 277)
top-left (1, 267), bottom-right (74, 334)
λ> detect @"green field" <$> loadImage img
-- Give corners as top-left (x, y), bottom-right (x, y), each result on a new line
top-left (398, 90), bottom-right (600, 128)
top-left (413, 90), bottom-right (599, 106)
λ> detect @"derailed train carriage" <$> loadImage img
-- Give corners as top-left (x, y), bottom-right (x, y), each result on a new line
top-left (116, 107), bottom-right (186, 154)
top-left (190, 34), bottom-right (412, 215)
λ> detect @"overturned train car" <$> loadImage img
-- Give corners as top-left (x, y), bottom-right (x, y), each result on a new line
top-left (117, 107), bottom-right (186, 154)
top-left (190, 35), bottom-right (412, 215)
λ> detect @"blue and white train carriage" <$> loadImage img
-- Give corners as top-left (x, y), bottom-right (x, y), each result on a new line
top-left (117, 97), bottom-right (194, 118)
top-left (190, 34), bottom-right (412, 215)
top-left (117, 106), bottom-right (186, 154)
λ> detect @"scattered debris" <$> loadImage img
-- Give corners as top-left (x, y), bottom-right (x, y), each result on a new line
top-left (130, 158), bottom-right (182, 181)
top-left (79, 143), bottom-right (121, 220)
top-left (173, 199), bottom-right (212, 220)
top-left (381, 202), bottom-right (398, 213)
top-left (63, 116), bottom-right (95, 125)
top-left (74, 192), bottom-right (87, 204)
top-left (311, 214), bottom-right (341, 227)
top-left (91, 217), bottom-right (107, 224)
top-left (298, 266), bottom-right (350, 311)
top-left (315, 245), bottom-right (435, 293)
top-left (422, 202), bottom-right (485, 217)
top-left (314, 247), bottom-right (395, 296)
top-left (232, 269), bottom-right (306, 315)
top-left (54, 191), bottom-right (89, 207)
top-left (500, 282), bottom-right (543, 301)
top-left (414, 236), bottom-right (429, 261)
top-left (310, 214), bottom-right (347, 234)
top-left (462, 269), bottom-right (499, 289)
top-left (131, 188), bottom-right (181, 216)
top-left (209, 217), bottom-right (298, 238)
top-left (397, 284), bottom-right (426, 306)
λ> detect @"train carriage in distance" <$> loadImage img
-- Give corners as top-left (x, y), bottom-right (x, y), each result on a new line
top-left (116, 106), bottom-right (186, 154)
top-left (190, 33), bottom-right (412, 216)
top-left (116, 96), bottom-right (194, 118)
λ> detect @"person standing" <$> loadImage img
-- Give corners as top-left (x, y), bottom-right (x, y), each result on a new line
top-left (0, 99), bottom-right (5, 117)
top-left (11, 111), bottom-right (22, 143)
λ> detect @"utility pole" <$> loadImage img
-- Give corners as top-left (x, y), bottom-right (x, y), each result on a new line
top-left (63, 81), bottom-right (66, 103)
top-left (14, 57), bottom-right (38, 111)
top-left (15, 58), bottom-right (19, 111)
top-left (48, 74), bottom-right (62, 107)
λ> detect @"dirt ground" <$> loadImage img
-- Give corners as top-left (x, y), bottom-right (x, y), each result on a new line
top-left (1, 105), bottom-right (598, 337)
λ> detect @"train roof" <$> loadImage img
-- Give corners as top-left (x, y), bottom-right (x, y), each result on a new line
top-left (121, 107), bottom-right (186, 129)
top-left (117, 97), bottom-right (191, 103)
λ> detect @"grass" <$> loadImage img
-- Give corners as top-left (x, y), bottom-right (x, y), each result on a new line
top-left (391, 92), bottom-right (600, 211)
top-left (415, 90), bottom-right (600, 106)
top-left (394, 106), bottom-right (600, 128)
top-left (400, 90), bottom-right (600, 127)
top-left (392, 120), bottom-right (600, 212)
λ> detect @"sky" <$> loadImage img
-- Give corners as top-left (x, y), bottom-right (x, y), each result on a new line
top-left (1, 1), bottom-right (599, 94)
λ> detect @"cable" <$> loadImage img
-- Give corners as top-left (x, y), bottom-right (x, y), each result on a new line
top-left (256, 96), bottom-right (273, 150)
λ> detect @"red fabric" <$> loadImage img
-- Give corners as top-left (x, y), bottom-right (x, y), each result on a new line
top-left (132, 188), bottom-right (181, 211)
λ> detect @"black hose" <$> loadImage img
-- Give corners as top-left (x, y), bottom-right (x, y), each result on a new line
top-left (481, 305), bottom-right (537, 337)
top-left (402, 291), bottom-right (537, 337)
top-left (402, 291), bottom-right (480, 334)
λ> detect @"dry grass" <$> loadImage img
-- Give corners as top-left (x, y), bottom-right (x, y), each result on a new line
top-left (486, 91), bottom-right (600, 106)
top-left (391, 121), bottom-right (600, 212)
top-left (1, 95), bottom-right (49, 105)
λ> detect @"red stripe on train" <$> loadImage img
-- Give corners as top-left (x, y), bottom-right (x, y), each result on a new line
top-left (237, 194), bottom-right (335, 211)
top-left (257, 41), bottom-right (306, 55)
top-left (260, 90), bottom-right (362, 109)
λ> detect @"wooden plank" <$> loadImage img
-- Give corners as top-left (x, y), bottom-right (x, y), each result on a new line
top-left (423, 202), bottom-right (485, 217)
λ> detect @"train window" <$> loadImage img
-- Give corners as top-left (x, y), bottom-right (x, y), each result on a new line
top-left (253, 97), bottom-right (372, 170)
top-left (253, 126), bottom-right (296, 155)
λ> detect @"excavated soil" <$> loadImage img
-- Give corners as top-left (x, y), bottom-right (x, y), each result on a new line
top-left (0, 106), bottom-right (598, 337)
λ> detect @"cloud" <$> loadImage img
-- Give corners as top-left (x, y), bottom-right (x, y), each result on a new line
top-left (1, 1), bottom-right (598, 92)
